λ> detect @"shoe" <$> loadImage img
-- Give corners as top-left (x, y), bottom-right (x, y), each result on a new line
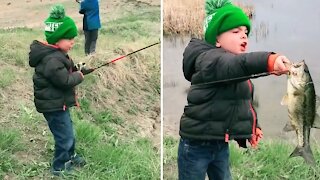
top-left (71, 153), bottom-right (86, 167)
top-left (51, 160), bottom-right (73, 176)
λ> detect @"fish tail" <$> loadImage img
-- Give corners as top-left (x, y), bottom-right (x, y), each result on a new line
top-left (290, 145), bottom-right (316, 165)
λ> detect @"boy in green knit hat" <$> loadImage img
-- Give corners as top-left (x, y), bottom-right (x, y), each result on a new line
top-left (29, 4), bottom-right (89, 176)
top-left (44, 4), bottom-right (78, 45)
top-left (178, 0), bottom-right (290, 179)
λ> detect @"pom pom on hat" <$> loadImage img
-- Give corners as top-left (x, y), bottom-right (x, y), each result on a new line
top-left (44, 4), bottom-right (78, 44)
top-left (49, 4), bottom-right (65, 19)
top-left (205, 0), bottom-right (231, 15)
top-left (203, 0), bottom-right (251, 45)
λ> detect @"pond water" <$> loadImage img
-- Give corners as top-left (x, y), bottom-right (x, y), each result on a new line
top-left (163, 0), bottom-right (320, 143)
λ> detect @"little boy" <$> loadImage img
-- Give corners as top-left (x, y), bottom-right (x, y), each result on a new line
top-left (178, 0), bottom-right (290, 179)
top-left (29, 4), bottom-right (87, 176)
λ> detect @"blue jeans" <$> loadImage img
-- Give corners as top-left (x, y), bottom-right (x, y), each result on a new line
top-left (178, 138), bottom-right (232, 180)
top-left (43, 110), bottom-right (75, 171)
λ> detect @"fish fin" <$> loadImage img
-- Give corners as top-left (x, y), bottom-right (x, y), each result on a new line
top-left (283, 121), bottom-right (294, 132)
top-left (290, 145), bottom-right (316, 166)
top-left (312, 113), bottom-right (320, 129)
top-left (281, 94), bottom-right (288, 106)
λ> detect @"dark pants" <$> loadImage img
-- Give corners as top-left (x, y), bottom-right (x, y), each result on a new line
top-left (178, 138), bottom-right (232, 180)
top-left (43, 110), bottom-right (75, 171)
top-left (84, 29), bottom-right (98, 55)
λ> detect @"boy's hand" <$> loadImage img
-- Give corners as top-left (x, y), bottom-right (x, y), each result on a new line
top-left (81, 68), bottom-right (95, 75)
top-left (249, 128), bottom-right (263, 148)
top-left (273, 56), bottom-right (290, 75)
top-left (75, 62), bottom-right (86, 71)
top-left (75, 62), bottom-right (95, 75)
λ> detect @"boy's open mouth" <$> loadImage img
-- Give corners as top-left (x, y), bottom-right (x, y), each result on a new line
top-left (240, 42), bottom-right (247, 49)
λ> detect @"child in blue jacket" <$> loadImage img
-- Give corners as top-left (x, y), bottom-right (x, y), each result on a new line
top-left (78, 0), bottom-right (101, 55)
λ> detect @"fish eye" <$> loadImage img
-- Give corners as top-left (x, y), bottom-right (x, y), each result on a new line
top-left (294, 64), bottom-right (301, 68)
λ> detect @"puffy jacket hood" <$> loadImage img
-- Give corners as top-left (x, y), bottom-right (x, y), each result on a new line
top-left (183, 38), bottom-right (215, 81)
top-left (29, 40), bottom-right (58, 67)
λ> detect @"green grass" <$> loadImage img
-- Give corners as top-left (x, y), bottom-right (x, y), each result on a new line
top-left (0, 68), bottom-right (16, 88)
top-left (100, 7), bottom-right (160, 41)
top-left (19, 104), bottom-right (43, 124)
top-left (75, 120), bottom-right (104, 145)
top-left (93, 110), bottom-right (124, 125)
top-left (74, 138), bottom-right (160, 179)
top-left (0, 150), bottom-right (17, 179)
top-left (163, 136), bottom-right (179, 180)
top-left (0, 117), bottom-right (160, 179)
top-left (0, 129), bottom-right (22, 152)
top-left (0, 28), bottom-right (40, 67)
top-left (164, 136), bottom-right (320, 180)
top-left (0, 129), bottom-right (23, 178)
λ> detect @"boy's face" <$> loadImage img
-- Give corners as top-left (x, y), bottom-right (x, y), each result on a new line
top-left (55, 38), bottom-right (75, 53)
top-left (216, 26), bottom-right (248, 54)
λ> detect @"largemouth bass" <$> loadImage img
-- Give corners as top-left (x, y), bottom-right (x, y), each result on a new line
top-left (281, 60), bottom-right (320, 165)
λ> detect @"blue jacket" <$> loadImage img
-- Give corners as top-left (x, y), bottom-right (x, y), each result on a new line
top-left (80, 0), bottom-right (101, 30)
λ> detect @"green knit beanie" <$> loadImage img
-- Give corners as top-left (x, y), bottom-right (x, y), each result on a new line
top-left (44, 4), bottom-right (78, 44)
top-left (204, 0), bottom-right (251, 45)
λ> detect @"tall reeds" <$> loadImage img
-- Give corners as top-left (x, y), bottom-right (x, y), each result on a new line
top-left (163, 0), bottom-right (254, 38)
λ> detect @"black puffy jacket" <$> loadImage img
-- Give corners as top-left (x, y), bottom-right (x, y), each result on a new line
top-left (180, 38), bottom-right (272, 141)
top-left (29, 40), bottom-right (83, 113)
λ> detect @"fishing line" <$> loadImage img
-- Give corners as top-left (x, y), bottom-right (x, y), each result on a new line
top-left (191, 71), bottom-right (288, 87)
top-left (83, 41), bottom-right (160, 74)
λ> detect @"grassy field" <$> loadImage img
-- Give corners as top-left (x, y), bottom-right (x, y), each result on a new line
top-left (0, 0), bottom-right (160, 179)
top-left (164, 136), bottom-right (320, 180)
top-left (163, 0), bottom-right (254, 38)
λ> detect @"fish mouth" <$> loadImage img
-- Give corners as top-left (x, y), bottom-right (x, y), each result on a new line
top-left (285, 62), bottom-right (293, 75)
top-left (288, 70), bottom-right (298, 77)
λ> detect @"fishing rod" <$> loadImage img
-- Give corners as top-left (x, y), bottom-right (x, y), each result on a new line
top-left (191, 71), bottom-right (288, 87)
top-left (82, 41), bottom-right (160, 74)
top-left (94, 41), bottom-right (160, 70)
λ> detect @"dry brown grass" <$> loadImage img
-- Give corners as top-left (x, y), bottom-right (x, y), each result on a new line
top-left (75, 41), bottom-right (160, 142)
top-left (163, 0), bottom-right (254, 38)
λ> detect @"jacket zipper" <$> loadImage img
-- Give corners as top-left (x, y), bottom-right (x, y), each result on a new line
top-left (247, 80), bottom-right (257, 137)
top-left (225, 81), bottom-right (256, 142)
top-left (69, 61), bottom-right (80, 108)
